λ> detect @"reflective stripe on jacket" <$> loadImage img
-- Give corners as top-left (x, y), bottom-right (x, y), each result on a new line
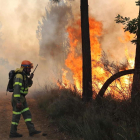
top-left (13, 67), bottom-right (33, 103)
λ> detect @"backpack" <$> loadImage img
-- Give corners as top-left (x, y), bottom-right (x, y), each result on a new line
top-left (6, 70), bottom-right (25, 93)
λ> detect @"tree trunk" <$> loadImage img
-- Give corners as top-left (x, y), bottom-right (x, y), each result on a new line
top-left (131, 5), bottom-right (140, 102)
top-left (81, 0), bottom-right (92, 101)
top-left (96, 69), bottom-right (134, 99)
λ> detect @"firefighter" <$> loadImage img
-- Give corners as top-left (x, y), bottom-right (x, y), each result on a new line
top-left (9, 60), bottom-right (41, 138)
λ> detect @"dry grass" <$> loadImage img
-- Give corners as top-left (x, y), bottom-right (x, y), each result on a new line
top-left (34, 86), bottom-right (140, 140)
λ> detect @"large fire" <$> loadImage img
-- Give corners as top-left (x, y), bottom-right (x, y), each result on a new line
top-left (58, 16), bottom-right (135, 100)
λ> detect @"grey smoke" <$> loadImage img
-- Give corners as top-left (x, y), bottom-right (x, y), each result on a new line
top-left (37, 1), bottom-right (73, 82)
top-left (0, 0), bottom-right (137, 93)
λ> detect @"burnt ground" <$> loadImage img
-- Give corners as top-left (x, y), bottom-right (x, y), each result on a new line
top-left (0, 93), bottom-right (72, 140)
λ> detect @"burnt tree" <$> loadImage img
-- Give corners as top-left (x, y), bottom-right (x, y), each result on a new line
top-left (81, 0), bottom-right (92, 101)
top-left (96, 69), bottom-right (134, 99)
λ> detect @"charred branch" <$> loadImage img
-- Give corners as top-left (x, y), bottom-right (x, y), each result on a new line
top-left (96, 69), bottom-right (134, 99)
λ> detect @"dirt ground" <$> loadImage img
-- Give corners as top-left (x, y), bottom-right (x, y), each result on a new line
top-left (0, 93), bottom-right (71, 140)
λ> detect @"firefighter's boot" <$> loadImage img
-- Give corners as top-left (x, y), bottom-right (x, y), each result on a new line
top-left (10, 123), bottom-right (22, 138)
top-left (9, 132), bottom-right (23, 138)
top-left (29, 130), bottom-right (41, 136)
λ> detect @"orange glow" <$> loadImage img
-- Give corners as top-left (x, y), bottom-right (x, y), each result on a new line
top-left (57, 17), bottom-right (135, 100)
top-left (118, 31), bottom-right (135, 43)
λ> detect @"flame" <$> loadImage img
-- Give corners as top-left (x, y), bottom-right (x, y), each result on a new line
top-left (119, 30), bottom-right (135, 69)
top-left (118, 31), bottom-right (135, 43)
top-left (65, 19), bottom-right (82, 92)
top-left (58, 17), bottom-right (135, 100)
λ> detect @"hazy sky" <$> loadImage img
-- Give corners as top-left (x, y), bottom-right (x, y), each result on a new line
top-left (0, 0), bottom-right (138, 93)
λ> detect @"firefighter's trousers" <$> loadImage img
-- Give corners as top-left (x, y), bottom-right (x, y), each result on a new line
top-left (10, 94), bottom-right (35, 134)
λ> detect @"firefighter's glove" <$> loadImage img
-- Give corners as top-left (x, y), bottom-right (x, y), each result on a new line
top-left (30, 73), bottom-right (34, 79)
top-left (16, 102), bottom-right (23, 110)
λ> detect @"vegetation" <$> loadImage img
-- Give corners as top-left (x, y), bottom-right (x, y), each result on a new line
top-left (115, 0), bottom-right (140, 102)
top-left (115, 14), bottom-right (138, 44)
top-left (34, 1), bottom-right (140, 139)
top-left (34, 87), bottom-right (140, 140)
